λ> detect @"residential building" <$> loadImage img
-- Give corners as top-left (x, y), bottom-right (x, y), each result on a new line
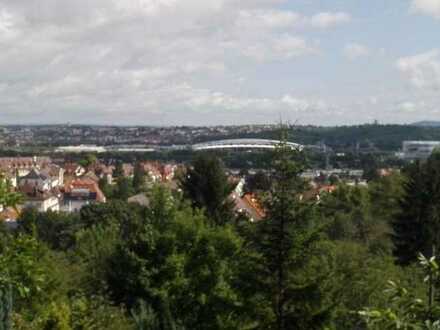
top-left (62, 178), bottom-right (106, 212)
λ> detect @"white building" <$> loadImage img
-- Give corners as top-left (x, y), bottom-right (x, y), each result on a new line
top-left (402, 141), bottom-right (440, 160)
top-left (23, 193), bottom-right (60, 212)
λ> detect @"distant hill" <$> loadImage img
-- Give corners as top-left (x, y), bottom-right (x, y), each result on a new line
top-left (225, 124), bottom-right (440, 151)
top-left (411, 121), bottom-right (440, 127)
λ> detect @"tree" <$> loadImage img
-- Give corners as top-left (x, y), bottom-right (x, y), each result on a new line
top-left (178, 154), bottom-right (235, 226)
top-left (392, 152), bottom-right (440, 265)
top-left (99, 177), bottom-right (114, 199)
top-left (0, 174), bottom-right (23, 330)
top-left (359, 254), bottom-right (440, 329)
top-left (113, 161), bottom-right (125, 180)
top-left (79, 153), bottom-right (98, 168)
top-left (133, 162), bottom-right (146, 193)
top-left (318, 182), bottom-right (394, 254)
top-left (18, 209), bottom-right (79, 251)
top-left (79, 200), bottom-right (143, 233)
top-left (115, 177), bottom-right (135, 201)
top-left (369, 172), bottom-right (405, 225)
top-left (245, 170), bottom-right (271, 193)
top-left (104, 189), bottom-right (249, 329)
top-left (0, 285), bottom-right (12, 330)
top-left (254, 141), bottom-right (332, 329)
top-left (0, 174), bottom-right (22, 211)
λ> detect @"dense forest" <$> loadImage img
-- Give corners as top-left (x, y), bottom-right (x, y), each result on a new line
top-left (1, 143), bottom-right (440, 329)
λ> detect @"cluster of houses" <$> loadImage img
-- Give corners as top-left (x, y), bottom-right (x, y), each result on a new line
top-left (0, 156), bottom-right (392, 226)
top-left (0, 156), bottom-right (270, 224)
top-left (0, 157), bottom-right (177, 222)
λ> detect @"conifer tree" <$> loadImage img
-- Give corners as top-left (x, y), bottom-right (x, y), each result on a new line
top-left (178, 153), bottom-right (235, 226)
top-left (392, 152), bottom-right (440, 265)
top-left (133, 162), bottom-right (146, 193)
top-left (113, 161), bottom-right (125, 180)
top-left (255, 139), bottom-right (331, 329)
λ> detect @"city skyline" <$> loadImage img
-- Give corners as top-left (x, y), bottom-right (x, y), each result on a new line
top-left (1, 0), bottom-right (440, 126)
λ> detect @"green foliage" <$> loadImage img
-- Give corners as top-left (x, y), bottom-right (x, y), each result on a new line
top-left (133, 163), bottom-right (147, 193)
top-left (104, 187), bottom-right (249, 329)
top-left (0, 148), bottom-right (433, 328)
top-left (79, 154), bottom-right (98, 168)
top-left (359, 254), bottom-right (440, 329)
top-left (75, 223), bottom-right (121, 295)
top-left (392, 153), bottom-right (440, 265)
top-left (131, 301), bottom-right (160, 330)
top-left (369, 172), bottom-right (405, 224)
top-left (79, 200), bottom-right (143, 230)
top-left (18, 209), bottom-right (79, 250)
top-left (326, 241), bottom-right (422, 328)
top-left (0, 174), bottom-right (23, 210)
top-left (244, 170), bottom-right (271, 193)
top-left (251, 141), bottom-right (333, 329)
top-left (0, 285), bottom-right (12, 330)
top-left (114, 177), bottom-right (135, 201)
top-left (178, 153), bottom-right (235, 226)
top-left (319, 182), bottom-right (392, 254)
top-left (113, 161), bottom-right (125, 179)
top-left (0, 235), bottom-right (47, 302)
top-left (99, 177), bottom-right (115, 200)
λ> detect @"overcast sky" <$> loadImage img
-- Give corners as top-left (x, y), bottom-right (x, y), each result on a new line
top-left (0, 0), bottom-right (440, 126)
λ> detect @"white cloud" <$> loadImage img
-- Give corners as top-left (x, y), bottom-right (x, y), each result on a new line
top-left (235, 9), bottom-right (351, 30)
top-left (182, 86), bottom-right (328, 114)
top-left (343, 43), bottom-right (370, 60)
top-left (396, 50), bottom-right (440, 89)
top-left (411, 0), bottom-right (440, 19)
top-left (397, 101), bottom-right (419, 112)
top-left (0, 0), bottom-right (350, 124)
top-left (310, 12), bottom-right (351, 28)
top-left (236, 9), bottom-right (303, 29)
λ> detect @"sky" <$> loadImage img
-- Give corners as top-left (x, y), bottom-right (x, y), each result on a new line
top-left (0, 0), bottom-right (440, 126)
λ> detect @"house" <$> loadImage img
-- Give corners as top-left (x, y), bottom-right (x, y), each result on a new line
top-left (0, 157), bottom-right (51, 178)
top-left (18, 169), bottom-right (52, 192)
top-left (64, 163), bottom-right (86, 178)
top-left (21, 188), bottom-right (60, 212)
top-left (92, 163), bottom-right (114, 184)
top-left (62, 178), bottom-right (106, 212)
top-left (141, 162), bottom-right (163, 182)
top-left (303, 184), bottom-right (338, 202)
top-left (40, 164), bottom-right (64, 188)
top-left (160, 164), bottom-right (177, 181)
top-left (231, 191), bottom-right (265, 222)
top-left (83, 171), bottom-right (100, 183)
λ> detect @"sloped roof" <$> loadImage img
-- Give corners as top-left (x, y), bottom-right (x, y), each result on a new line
top-left (65, 178), bottom-right (106, 202)
top-left (232, 192), bottom-right (265, 222)
top-left (21, 169), bottom-right (49, 181)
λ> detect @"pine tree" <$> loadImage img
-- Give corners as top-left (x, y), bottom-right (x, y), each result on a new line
top-left (115, 178), bottom-right (134, 201)
top-left (178, 153), bottom-right (235, 226)
top-left (392, 153), bottom-right (440, 265)
top-left (133, 163), bottom-right (146, 193)
top-left (255, 140), bottom-right (331, 329)
top-left (113, 161), bottom-right (124, 180)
